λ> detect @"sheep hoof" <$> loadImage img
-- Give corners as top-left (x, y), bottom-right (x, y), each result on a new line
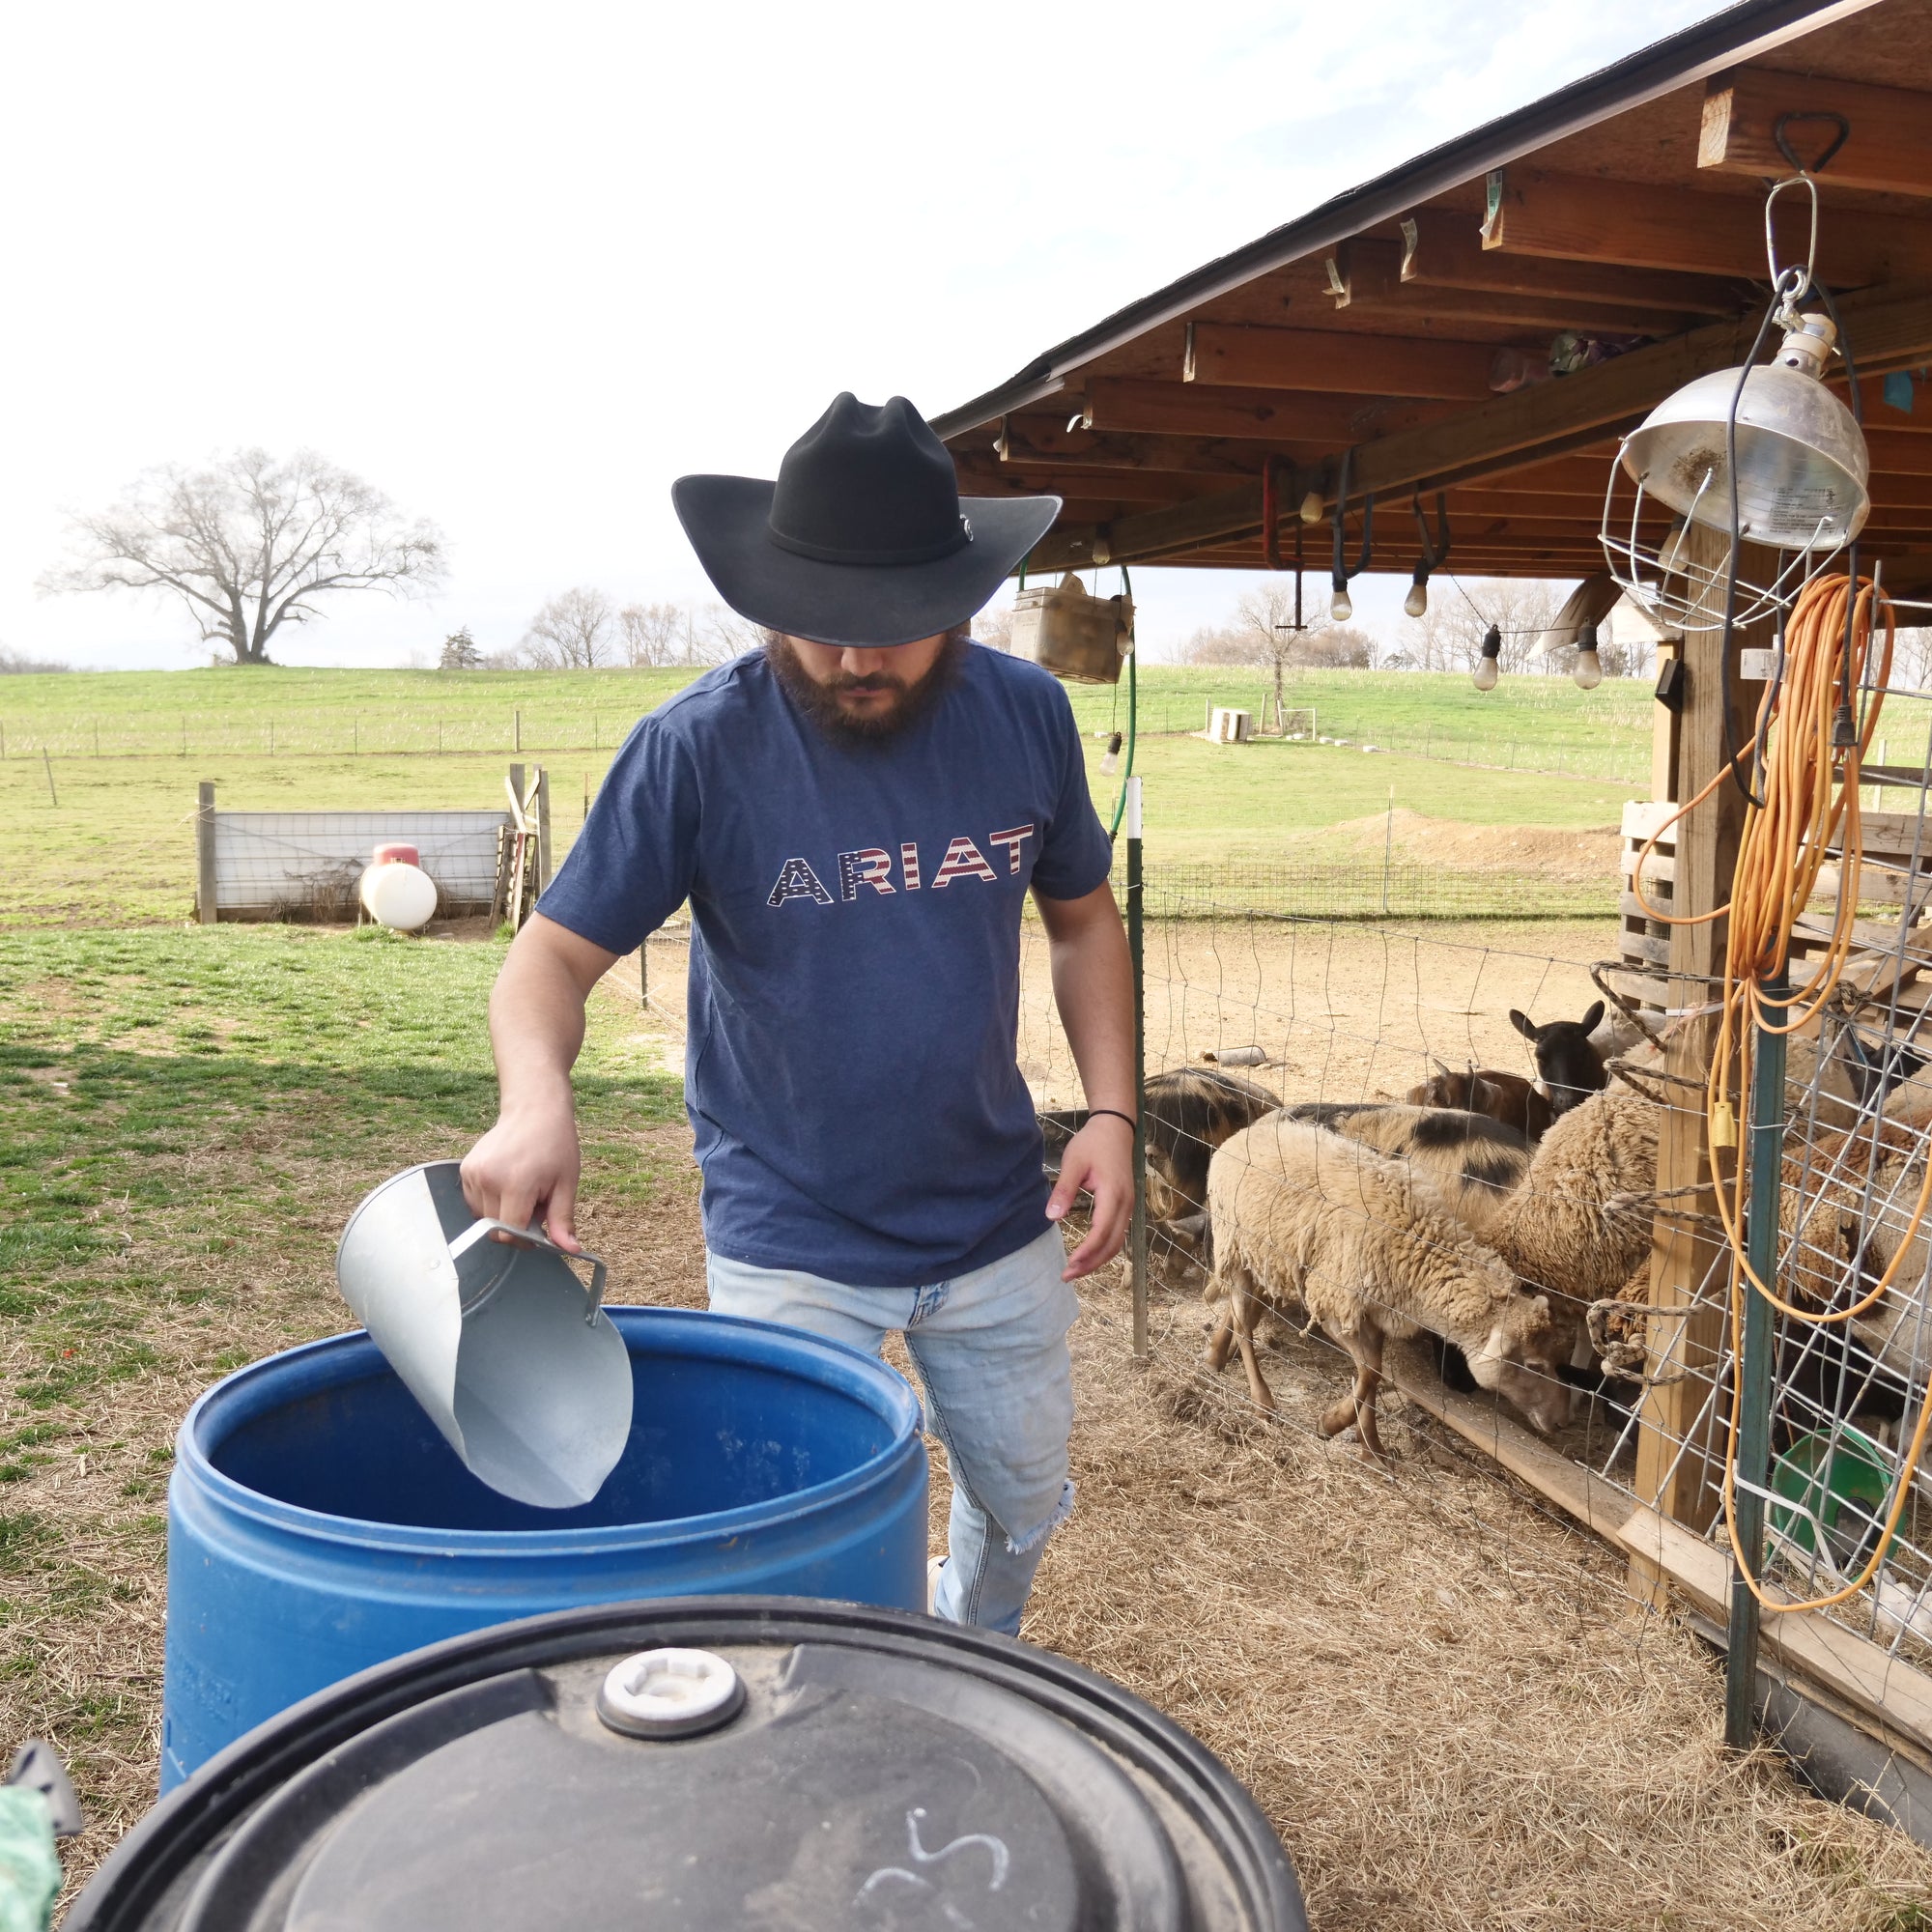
top-left (1318, 1398), bottom-right (1357, 1438)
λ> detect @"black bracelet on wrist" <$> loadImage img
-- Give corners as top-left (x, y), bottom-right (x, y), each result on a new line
top-left (1086, 1107), bottom-right (1138, 1133)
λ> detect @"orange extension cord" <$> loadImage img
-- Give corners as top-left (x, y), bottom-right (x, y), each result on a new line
top-left (1634, 573), bottom-right (1932, 1612)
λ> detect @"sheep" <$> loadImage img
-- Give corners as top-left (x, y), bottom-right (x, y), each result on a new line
top-left (1405, 1065), bottom-right (1551, 1142)
top-left (1509, 1002), bottom-right (1608, 1118)
top-left (1041, 1065), bottom-right (1280, 1252)
top-left (1284, 1102), bottom-right (1530, 1237)
top-left (1464, 1088), bottom-right (1662, 1318)
top-left (1202, 1118), bottom-right (1576, 1451)
top-left (1402, 1005), bottom-right (1607, 1142)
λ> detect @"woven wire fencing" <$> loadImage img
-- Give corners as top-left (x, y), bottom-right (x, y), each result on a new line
top-left (1013, 865), bottom-right (1932, 1712)
top-left (1140, 863), bottom-right (1614, 922)
top-left (0, 709), bottom-right (642, 761)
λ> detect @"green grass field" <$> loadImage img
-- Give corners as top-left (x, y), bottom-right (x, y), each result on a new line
top-left (0, 664), bottom-right (1643, 924)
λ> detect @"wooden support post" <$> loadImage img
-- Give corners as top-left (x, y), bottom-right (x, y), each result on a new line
top-left (1630, 524), bottom-right (1764, 1603)
top-left (534, 767), bottom-right (553, 895)
top-left (505, 764), bottom-right (529, 932)
top-left (195, 781), bottom-right (217, 925)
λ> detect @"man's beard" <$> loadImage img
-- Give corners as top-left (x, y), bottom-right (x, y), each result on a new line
top-left (762, 630), bottom-right (969, 743)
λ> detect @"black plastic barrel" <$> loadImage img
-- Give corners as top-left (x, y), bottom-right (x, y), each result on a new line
top-left (74, 1598), bottom-right (1307, 1932)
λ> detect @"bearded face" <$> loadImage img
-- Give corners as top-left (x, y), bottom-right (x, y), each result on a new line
top-left (762, 629), bottom-right (969, 743)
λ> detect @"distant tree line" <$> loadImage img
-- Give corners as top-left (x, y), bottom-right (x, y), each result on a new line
top-left (0, 646), bottom-right (71, 674)
top-left (1184, 577), bottom-right (1662, 684)
top-left (441, 589), bottom-right (765, 671)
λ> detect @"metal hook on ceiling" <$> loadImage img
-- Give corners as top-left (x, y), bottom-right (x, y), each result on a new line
top-left (1412, 492), bottom-right (1451, 573)
top-left (1331, 446), bottom-right (1374, 586)
top-left (1773, 108), bottom-right (1850, 179)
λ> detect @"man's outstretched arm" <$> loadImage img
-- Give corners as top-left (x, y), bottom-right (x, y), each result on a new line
top-left (461, 912), bottom-right (620, 1252)
top-left (1035, 879), bottom-right (1136, 1280)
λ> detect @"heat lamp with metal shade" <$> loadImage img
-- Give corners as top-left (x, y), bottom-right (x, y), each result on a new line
top-left (1603, 312), bottom-right (1871, 633)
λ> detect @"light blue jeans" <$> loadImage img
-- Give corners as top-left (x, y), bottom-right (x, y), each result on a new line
top-left (705, 1225), bottom-right (1078, 1636)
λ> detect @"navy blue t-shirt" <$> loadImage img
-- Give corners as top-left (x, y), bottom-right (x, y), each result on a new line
top-left (537, 643), bottom-right (1115, 1287)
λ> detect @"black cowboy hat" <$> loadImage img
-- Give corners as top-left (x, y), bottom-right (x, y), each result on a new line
top-left (671, 393), bottom-right (1060, 648)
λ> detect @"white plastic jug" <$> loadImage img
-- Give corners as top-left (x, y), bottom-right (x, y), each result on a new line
top-left (334, 1162), bottom-right (634, 1508)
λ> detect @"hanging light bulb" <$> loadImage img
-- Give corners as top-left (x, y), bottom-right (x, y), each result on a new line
top-left (1404, 567), bottom-right (1430, 620)
top-left (1099, 729), bottom-right (1123, 776)
top-left (1472, 623), bottom-right (1501, 692)
top-left (1330, 574), bottom-right (1352, 622)
top-left (1573, 622), bottom-right (1604, 691)
top-left (1299, 490), bottom-right (1324, 525)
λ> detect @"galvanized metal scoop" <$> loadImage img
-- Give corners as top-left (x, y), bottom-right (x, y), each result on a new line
top-left (335, 1162), bottom-right (633, 1509)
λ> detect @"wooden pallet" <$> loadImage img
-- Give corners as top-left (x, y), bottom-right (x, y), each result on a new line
top-left (1615, 799), bottom-right (1677, 1010)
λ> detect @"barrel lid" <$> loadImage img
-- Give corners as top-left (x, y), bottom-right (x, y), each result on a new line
top-left (75, 1601), bottom-right (1305, 1932)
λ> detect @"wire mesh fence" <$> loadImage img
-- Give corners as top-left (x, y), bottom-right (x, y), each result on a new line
top-left (0, 709), bottom-right (644, 761)
top-left (1001, 870), bottom-right (1932, 1717)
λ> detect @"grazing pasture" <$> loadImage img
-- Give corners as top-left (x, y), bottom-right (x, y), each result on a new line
top-left (0, 664), bottom-right (1635, 924)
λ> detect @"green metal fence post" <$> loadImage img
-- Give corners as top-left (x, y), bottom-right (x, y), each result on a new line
top-left (1127, 775), bottom-right (1149, 1360)
top-left (1724, 971), bottom-right (1788, 1750)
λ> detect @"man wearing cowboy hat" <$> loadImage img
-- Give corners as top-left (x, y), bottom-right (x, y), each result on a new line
top-left (462, 393), bottom-right (1133, 1634)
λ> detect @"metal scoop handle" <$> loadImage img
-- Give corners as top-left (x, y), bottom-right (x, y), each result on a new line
top-left (446, 1217), bottom-right (609, 1324)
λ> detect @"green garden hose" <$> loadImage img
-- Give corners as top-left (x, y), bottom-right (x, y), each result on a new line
top-left (1107, 566), bottom-right (1138, 838)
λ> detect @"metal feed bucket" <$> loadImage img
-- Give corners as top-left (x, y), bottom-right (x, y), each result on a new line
top-left (334, 1161), bottom-right (633, 1509)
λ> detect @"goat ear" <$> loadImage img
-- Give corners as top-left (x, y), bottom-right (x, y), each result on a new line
top-left (1508, 1009), bottom-right (1536, 1041)
top-left (1580, 1001), bottom-right (1605, 1034)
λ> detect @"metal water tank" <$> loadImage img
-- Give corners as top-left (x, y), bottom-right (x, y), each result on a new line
top-left (162, 1309), bottom-right (927, 1786)
top-left (79, 1599), bottom-right (1308, 1931)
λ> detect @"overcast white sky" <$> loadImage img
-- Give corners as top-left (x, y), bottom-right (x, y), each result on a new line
top-left (0, 0), bottom-right (1737, 671)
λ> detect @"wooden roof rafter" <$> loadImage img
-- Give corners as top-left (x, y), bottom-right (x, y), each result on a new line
top-left (940, 0), bottom-right (1932, 582)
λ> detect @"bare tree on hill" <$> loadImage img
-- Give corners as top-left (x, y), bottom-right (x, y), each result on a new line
top-left (0, 646), bottom-right (71, 674)
top-left (522, 587), bottom-right (616, 668)
top-left (1406, 578), bottom-right (1565, 675)
top-left (41, 448), bottom-right (444, 665)
top-left (1186, 582), bottom-right (1376, 727)
top-left (617, 602), bottom-right (684, 667)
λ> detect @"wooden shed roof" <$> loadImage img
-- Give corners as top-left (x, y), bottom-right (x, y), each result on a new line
top-left (936, 0), bottom-right (1932, 584)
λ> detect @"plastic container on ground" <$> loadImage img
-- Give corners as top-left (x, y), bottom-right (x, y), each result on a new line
top-left (357, 858), bottom-right (439, 930)
top-left (160, 1308), bottom-right (927, 1788)
top-left (82, 1599), bottom-right (1310, 1932)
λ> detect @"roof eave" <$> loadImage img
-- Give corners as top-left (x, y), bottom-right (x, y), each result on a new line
top-left (932, 0), bottom-right (1877, 440)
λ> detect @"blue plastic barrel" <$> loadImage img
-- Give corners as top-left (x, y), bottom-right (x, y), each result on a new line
top-left (161, 1305), bottom-right (927, 1788)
